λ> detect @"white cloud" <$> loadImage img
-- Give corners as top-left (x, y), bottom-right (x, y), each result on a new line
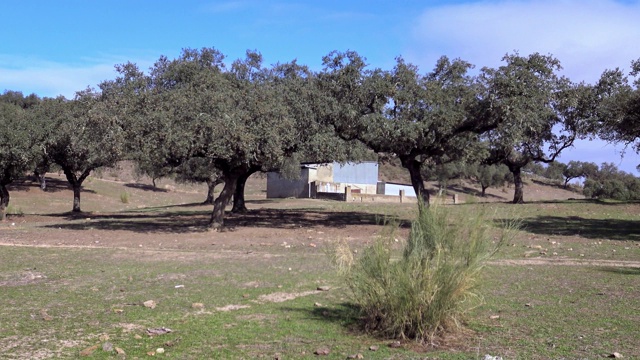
top-left (409, 0), bottom-right (640, 83)
top-left (408, 0), bottom-right (640, 174)
top-left (0, 55), bottom-right (154, 99)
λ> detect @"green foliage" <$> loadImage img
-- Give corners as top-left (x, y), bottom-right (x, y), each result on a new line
top-left (481, 53), bottom-right (595, 203)
top-left (593, 58), bottom-right (640, 158)
top-left (0, 96), bottom-right (44, 220)
top-left (119, 191), bottom-right (130, 204)
top-left (336, 204), bottom-right (517, 342)
top-left (544, 161), bottom-right (566, 182)
top-left (318, 52), bottom-right (498, 204)
top-left (582, 162), bottom-right (640, 200)
top-left (36, 90), bottom-right (126, 212)
top-left (473, 163), bottom-right (511, 196)
top-left (523, 162), bottom-right (545, 176)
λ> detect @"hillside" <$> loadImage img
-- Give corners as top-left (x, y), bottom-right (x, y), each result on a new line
top-left (3, 161), bottom-right (583, 219)
top-left (378, 160), bottom-right (583, 203)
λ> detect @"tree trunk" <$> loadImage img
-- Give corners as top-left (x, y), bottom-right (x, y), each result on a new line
top-left (401, 155), bottom-right (430, 207)
top-left (63, 168), bottom-right (92, 213)
top-left (203, 176), bottom-right (223, 205)
top-left (0, 183), bottom-right (9, 221)
top-left (231, 170), bottom-right (257, 213)
top-left (39, 173), bottom-right (47, 191)
top-left (511, 166), bottom-right (524, 204)
top-left (209, 173), bottom-right (238, 230)
top-left (481, 185), bottom-right (488, 197)
top-left (72, 184), bottom-right (82, 212)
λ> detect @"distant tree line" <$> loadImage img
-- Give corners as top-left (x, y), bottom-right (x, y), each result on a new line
top-left (1, 48), bottom-right (639, 224)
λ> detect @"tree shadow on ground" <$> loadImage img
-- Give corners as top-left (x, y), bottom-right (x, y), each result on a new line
top-left (499, 215), bottom-right (640, 242)
top-left (598, 267), bottom-right (640, 275)
top-left (41, 207), bottom-right (407, 234)
top-left (447, 184), bottom-right (508, 200)
top-left (8, 177), bottom-right (94, 194)
top-left (531, 178), bottom-right (582, 194)
top-left (124, 183), bottom-right (169, 192)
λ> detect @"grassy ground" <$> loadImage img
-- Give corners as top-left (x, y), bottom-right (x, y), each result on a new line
top-left (1, 172), bottom-right (639, 359)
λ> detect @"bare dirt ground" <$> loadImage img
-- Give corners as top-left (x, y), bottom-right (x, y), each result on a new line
top-left (4, 167), bottom-right (637, 272)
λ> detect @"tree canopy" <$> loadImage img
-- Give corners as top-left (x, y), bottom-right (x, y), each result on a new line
top-left (39, 89), bottom-right (125, 212)
top-left (595, 58), bottom-right (640, 164)
top-left (3, 48), bottom-right (640, 225)
top-left (318, 52), bottom-right (502, 205)
top-left (481, 53), bottom-right (595, 203)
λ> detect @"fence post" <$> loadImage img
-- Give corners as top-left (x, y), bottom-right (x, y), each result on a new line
top-left (344, 186), bottom-right (351, 202)
top-left (399, 189), bottom-right (405, 203)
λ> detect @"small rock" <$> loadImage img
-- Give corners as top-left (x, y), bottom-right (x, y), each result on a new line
top-left (348, 353), bottom-right (364, 359)
top-left (40, 309), bottom-right (53, 321)
top-left (115, 347), bottom-right (125, 355)
top-left (314, 302), bottom-right (322, 307)
top-left (483, 355), bottom-right (503, 360)
top-left (80, 344), bottom-right (99, 356)
top-left (309, 243), bottom-right (317, 247)
top-left (174, 284), bottom-right (184, 288)
top-left (489, 315), bottom-right (500, 319)
top-left (143, 300), bottom-right (157, 309)
top-left (134, 334), bottom-right (143, 339)
top-left (146, 327), bottom-right (172, 336)
top-left (525, 303), bottom-right (532, 307)
top-left (388, 341), bottom-right (402, 348)
top-left (314, 347), bottom-right (330, 355)
top-left (192, 303), bottom-right (205, 309)
top-left (147, 350), bottom-right (156, 356)
top-left (369, 345), bottom-right (379, 351)
top-left (608, 352), bottom-right (623, 358)
top-left (164, 338), bottom-right (180, 347)
top-left (99, 334), bottom-right (110, 341)
top-left (102, 342), bottom-right (113, 352)
top-left (317, 286), bottom-right (330, 291)
top-left (156, 347), bottom-right (165, 354)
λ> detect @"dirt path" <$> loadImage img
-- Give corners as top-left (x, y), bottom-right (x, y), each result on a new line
top-left (490, 258), bottom-right (640, 267)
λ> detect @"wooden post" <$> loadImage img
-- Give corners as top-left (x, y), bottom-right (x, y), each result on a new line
top-left (399, 189), bottom-right (405, 203)
top-left (453, 194), bottom-right (459, 204)
top-left (344, 186), bottom-right (351, 202)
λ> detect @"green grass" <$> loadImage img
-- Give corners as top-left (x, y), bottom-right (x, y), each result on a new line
top-left (2, 175), bottom-right (640, 359)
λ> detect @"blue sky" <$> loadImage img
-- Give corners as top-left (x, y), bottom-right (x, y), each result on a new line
top-left (2, 0), bottom-right (639, 174)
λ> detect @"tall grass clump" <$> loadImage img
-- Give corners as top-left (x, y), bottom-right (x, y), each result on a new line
top-left (120, 191), bottom-right (130, 204)
top-left (335, 203), bottom-right (518, 343)
top-left (6, 204), bottom-right (24, 216)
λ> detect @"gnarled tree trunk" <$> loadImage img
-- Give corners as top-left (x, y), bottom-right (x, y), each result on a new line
top-left (231, 168), bottom-right (259, 214)
top-left (510, 166), bottom-right (524, 204)
top-left (203, 176), bottom-right (224, 205)
top-left (0, 183), bottom-right (10, 221)
top-left (401, 155), bottom-right (430, 207)
top-left (210, 172), bottom-right (239, 230)
top-left (72, 185), bottom-right (82, 212)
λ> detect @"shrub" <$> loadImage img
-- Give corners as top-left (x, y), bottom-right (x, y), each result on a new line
top-left (6, 204), bottom-right (24, 216)
top-left (120, 192), bottom-right (130, 204)
top-left (334, 204), bottom-right (517, 343)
